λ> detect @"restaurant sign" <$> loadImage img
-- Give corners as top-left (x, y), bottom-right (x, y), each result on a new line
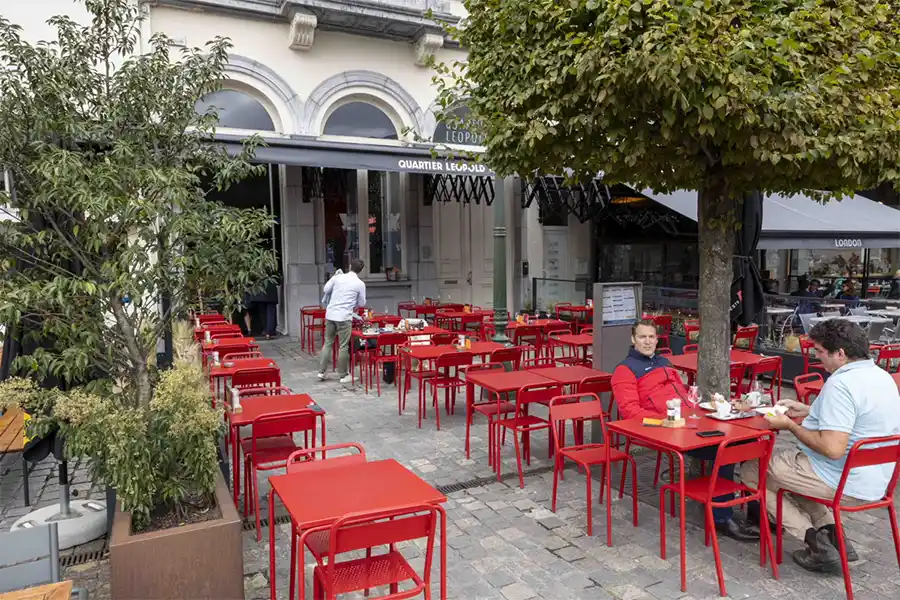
top-left (396, 158), bottom-right (492, 175)
top-left (432, 106), bottom-right (485, 147)
top-left (833, 238), bottom-right (863, 248)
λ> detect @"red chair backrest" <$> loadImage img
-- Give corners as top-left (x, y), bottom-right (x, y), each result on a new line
top-left (708, 434), bottom-right (775, 495)
top-left (653, 315), bottom-right (673, 335)
top-left (251, 409), bottom-right (317, 448)
top-left (752, 355), bottom-right (782, 375)
top-left (211, 331), bottom-right (244, 340)
top-left (546, 325), bottom-right (573, 337)
top-left (287, 443), bottom-right (366, 475)
top-left (232, 367), bottom-right (281, 389)
top-left (376, 333), bottom-right (408, 356)
top-left (434, 351), bottom-right (473, 371)
top-left (733, 325), bottom-right (759, 349)
top-left (522, 357), bottom-right (556, 370)
top-left (239, 385), bottom-right (293, 399)
top-left (514, 325), bottom-right (543, 347)
top-left (517, 383), bottom-right (565, 408)
top-left (465, 362), bottom-right (503, 375)
top-left (835, 435), bottom-right (900, 501)
top-left (876, 345), bottom-right (900, 373)
top-left (221, 351), bottom-right (264, 360)
top-left (682, 344), bottom-right (699, 354)
top-left (321, 504), bottom-right (438, 573)
top-left (657, 348), bottom-right (673, 357)
top-left (579, 375), bottom-right (612, 396)
top-left (579, 326), bottom-right (594, 335)
top-left (554, 302), bottom-right (573, 319)
top-left (684, 321), bottom-right (700, 341)
top-left (208, 343), bottom-right (254, 359)
top-left (489, 347), bottom-right (522, 370)
top-left (431, 333), bottom-right (456, 346)
top-left (198, 314), bottom-right (225, 324)
top-left (550, 394), bottom-right (606, 450)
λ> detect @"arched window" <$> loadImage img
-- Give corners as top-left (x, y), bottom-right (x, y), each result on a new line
top-left (323, 102), bottom-right (398, 140)
top-left (196, 89), bottom-right (276, 131)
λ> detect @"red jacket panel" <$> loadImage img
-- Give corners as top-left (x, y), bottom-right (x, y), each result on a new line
top-left (611, 361), bottom-right (689, 419)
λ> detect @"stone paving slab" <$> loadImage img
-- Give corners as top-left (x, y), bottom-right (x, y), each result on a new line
top-left (2, 336), bottom-right (899, 599)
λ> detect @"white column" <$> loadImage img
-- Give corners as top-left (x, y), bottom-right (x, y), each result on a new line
top-left (281, 165), bottom-right (320, 337)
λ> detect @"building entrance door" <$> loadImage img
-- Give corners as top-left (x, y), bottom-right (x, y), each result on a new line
top-left (434, 201), bottom-right (494, 307)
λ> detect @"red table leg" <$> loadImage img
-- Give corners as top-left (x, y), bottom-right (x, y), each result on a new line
top-left (676, 452), bottom-right (687, 592)
top-left (232, 423), bottom-right (240, 508)
top-left (269, 490), bottom-right (277, 600)
top-left (438, 504), bottom-right (447, 600)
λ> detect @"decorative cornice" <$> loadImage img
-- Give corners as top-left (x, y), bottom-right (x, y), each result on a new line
top-left (413, 32), bottom-right (443, 67)
top-left (288, 11), bottom-right (318, 51)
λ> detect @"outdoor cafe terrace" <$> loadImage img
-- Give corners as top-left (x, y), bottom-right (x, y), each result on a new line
top-left (2, 308), bottom-right (900, 600)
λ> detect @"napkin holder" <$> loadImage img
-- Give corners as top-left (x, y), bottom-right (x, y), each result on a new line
top-left (661, 418), bottom-right (686, 428)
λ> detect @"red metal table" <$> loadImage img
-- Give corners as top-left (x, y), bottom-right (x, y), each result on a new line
top-left (557, 305), bottom-right (593, 329)
top-left (434, 310), bottom-right (492, 331)
top-left (226, 393), bottom-right (323, 507)
top-left (268, 459), bottom-right (447, 600)
top-left (526, 365), bottom-right (611, 387)
top-left (606, 416), bottom-right (764, 593)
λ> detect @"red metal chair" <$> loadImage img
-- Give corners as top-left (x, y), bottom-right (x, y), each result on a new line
top-left (656, 348), bottom-right (673, 357)
top-left (554, 302), bottom-right (573, 320)
top-left (800, 335), bottom-right (827, 375)
top-left (195, 323), bottom-right (241, 342)
top-left (684, 320), bottom-right (700, 343)
top-left (364, 333), bottom-right (406, 396)
top-left (203, 342), bottom-right (255, 368)
top-left (793, 372), bottom-right (824, 405)
top-left (733, 324), bottom-right (760, 350)
top-left (459, 314), bottom-right (486, 337)
top-left (521, 357), bottom-right (556, 370)
top-left (300, 503), bottom-right (439, 600)
top-left (197, 313), bottom-right (226, 325)
top-left (239, 385), bottom-right (293, 398)
top-left (431, 333), bottom-right (456, 346)
top-left (511, 325), bottom-right (543, 359)
top-left (463, 363), bottom-right (511, 464)
top-left (232, 367), bottom-right (281, 391)
top-left (243, 408), bottom-right (319, 541)
top-left (747, 356), bottom-right (783, 404)
top-left (221, 351), bottom-right (265, 361)
top-left (210, 331), bottom-right (244, 341)
top-left (776, 435), bottom-right (900, 600)
top-left (578, 375), bottom-right (615, 444)
top-left (495, 382), bottom-right (565, 487)
top-left (550, 394), bottom-right (638, 542)
top-left (653, 314), bottom-right (673, 349)
top-left (423, 351), bottom-right (473, 430)
top-left (480, 321), bottom-right (496, 342)
top-left (397, 301), bottom-right (416, 318)
top-left (305, 309), bottom-right (327, 354)
top-left (682, 344), bottom-right (699, 354)
top-left (875, 344), bottom-right (900, 373)
top-left (547, 328), bottom-right (578, 363)
top-left (579, 325), bottom-right (594, 335)
top-left (400, 343), bottom-right (438, 417)
top-left (661, 433), bottom-right (778, 597)
top-left (729, 363), bottom-right (748, 399)
top-left (489, 346), bottom-right (523, 371)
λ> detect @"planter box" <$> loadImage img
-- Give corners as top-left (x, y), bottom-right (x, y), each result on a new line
top-left (110, 472), bottom-right (244, 600)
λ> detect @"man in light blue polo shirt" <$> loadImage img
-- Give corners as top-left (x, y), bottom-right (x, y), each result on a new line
top-left (317, 259), bottom-right (367, 383)
top-left (742, 319), bottom-right (900, 573)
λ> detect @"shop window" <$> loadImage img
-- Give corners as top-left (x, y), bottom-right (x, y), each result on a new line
top-left (367, 171), bottom-right (402, 274)
top-left (323, 102), bottom-right (398, 140)
top-left (322, 170), bottom-right (359, 277)
top-left (196, 89), bottom-right (276, 131)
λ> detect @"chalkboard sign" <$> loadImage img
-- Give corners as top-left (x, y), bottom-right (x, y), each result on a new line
top-left (432, 106), bottom-right (485, 147)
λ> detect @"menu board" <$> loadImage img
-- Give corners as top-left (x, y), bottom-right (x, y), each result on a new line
top-left (601, 284), bottom-right (638, 326)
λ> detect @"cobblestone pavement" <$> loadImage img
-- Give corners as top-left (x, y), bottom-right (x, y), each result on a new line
top-left (3, 336), bottom-right (900, 599)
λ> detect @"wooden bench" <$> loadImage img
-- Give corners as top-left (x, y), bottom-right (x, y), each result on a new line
top-left (0, 407), bottom-right (32, 505)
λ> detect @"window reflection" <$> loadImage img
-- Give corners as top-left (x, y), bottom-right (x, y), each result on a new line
top-left (196, 89), bottom-right (276, 131)
top-left (323, 102), bottom-right (398, 140)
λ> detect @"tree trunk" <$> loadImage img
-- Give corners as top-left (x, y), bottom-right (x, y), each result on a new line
top-left (697, 185), bottom-right (737, 399)
top-left (110, 297), bottom-right (152, 408)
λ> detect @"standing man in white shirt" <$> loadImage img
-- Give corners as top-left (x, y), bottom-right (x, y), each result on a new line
top-left (317, 259), bottom-right (367, 383)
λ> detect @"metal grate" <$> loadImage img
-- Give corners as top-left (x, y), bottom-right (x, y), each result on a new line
top-left (521, 176), bottom-right (611, 223)
top-left (424, 174), bottom-right (494, 206)
top-left (60, 540), bottom-right (109, 568)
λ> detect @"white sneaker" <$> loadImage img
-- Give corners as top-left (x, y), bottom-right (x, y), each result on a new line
top-left (339, 374), bottom-right (352, 384)
top-left (317, 372), bottom-right (326, 381)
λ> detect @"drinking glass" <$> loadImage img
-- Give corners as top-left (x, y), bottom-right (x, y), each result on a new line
top-left (686, 386), bottom-right (702, 419)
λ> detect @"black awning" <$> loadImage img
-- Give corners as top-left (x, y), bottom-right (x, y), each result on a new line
top-left (216, 133), bottom-right (494, 176)
top-left (642, 189), bottom-right (900, 250)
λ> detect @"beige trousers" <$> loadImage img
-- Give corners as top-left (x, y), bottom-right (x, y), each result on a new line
top-left (741, 449), bottom-right (864, 540)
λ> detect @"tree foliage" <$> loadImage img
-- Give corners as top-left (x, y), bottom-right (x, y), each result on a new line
top-left (0, 0), bottom-right (278, 406)
top-left (435, 0), bottom-right (900, 394)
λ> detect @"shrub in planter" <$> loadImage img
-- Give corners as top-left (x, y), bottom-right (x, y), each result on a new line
top-left (54, 362), bottom-right (222, 530)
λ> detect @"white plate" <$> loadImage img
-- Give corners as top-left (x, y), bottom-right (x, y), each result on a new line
top-left (698, 402), bottom-right (716, 411)
top-left (753, 405), bottom-right (788, 416)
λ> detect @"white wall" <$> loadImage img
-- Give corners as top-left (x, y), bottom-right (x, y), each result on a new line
top-left (4, 1), bottom-right (92, 44)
